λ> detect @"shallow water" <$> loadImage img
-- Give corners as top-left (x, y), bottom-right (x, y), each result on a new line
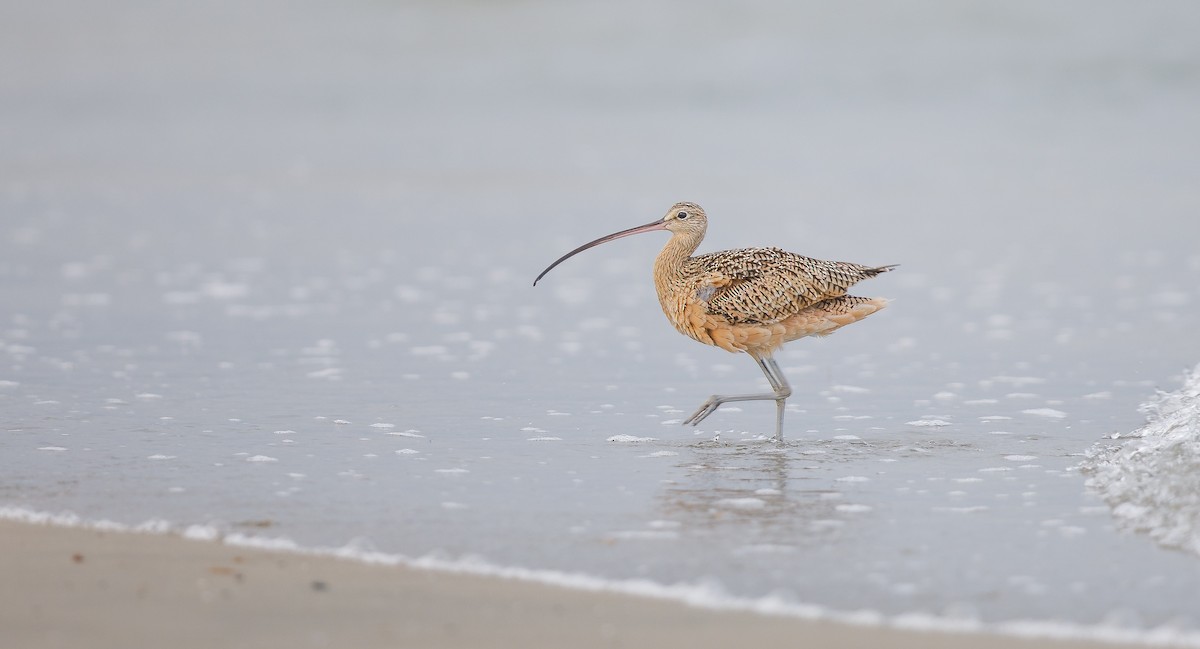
top-left (4, 0), bottom-right (1200, 641)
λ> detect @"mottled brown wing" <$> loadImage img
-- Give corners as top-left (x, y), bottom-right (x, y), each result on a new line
top-left (687, 248), bottom-right (887, 325)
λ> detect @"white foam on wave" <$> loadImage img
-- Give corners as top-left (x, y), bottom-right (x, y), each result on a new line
top-left (4, 503), bottom-right (1200, 647)
top-left (1080, 362), bottom-right (1200, 557)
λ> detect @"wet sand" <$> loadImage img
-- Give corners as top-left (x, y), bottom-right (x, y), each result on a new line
top-left (0, 520), bottom-right (1149, 649)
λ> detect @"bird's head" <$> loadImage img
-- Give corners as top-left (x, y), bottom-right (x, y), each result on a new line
top-left (533, 201), bottom-right (708, 286)
top-left (661, 201), bottom-right (708, 236)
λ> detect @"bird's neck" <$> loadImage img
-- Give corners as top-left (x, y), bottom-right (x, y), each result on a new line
top-left (653, 231), bottom-right (700, 285)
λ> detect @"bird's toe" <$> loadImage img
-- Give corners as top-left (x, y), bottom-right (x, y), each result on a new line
top-left (683, 396), bottom-right (723, 426)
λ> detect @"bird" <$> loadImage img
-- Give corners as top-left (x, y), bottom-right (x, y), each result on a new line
top-left (533, 201), bottom-right (894, 441)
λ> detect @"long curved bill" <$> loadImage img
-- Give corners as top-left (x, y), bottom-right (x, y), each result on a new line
top-left (533, 218), bottom-right (668, 286)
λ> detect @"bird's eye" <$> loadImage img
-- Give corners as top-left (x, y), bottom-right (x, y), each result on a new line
top-left (676, 211), bottom-right (689, 220)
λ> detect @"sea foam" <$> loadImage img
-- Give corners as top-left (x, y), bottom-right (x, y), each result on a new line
top-left (1080, 362), bottom-right (1200, 556)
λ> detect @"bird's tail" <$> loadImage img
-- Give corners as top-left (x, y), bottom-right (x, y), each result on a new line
top-left (867, 264), bottom-right (898, 276)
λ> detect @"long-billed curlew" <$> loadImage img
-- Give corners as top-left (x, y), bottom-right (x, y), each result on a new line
top-left (534, 202), bottom-right (894, 441)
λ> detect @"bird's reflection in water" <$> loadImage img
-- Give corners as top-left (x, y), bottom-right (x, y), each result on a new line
top-left (655, 441), bottom-right (856, 550)
top-left (653, 434), bottom-right (974, 551)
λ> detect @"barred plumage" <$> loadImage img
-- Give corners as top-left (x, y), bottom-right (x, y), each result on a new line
top-left (683, 248), bottom-right (888, 325)
top-left (534, 201), bottom-right (894, 441)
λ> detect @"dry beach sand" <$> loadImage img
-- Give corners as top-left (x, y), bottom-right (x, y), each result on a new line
top-left (1, 520), bottom-right (1150, 649)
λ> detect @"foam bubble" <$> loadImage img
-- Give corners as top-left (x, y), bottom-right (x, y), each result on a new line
top-left (906, 419), bottom-right (950, 427)
top-left (987, 376), bottom-right (1047, 387)
top-left (606, 435), bottom-right (657, 443)
top-left (1023, 408), bottom-right (1067, 419)
top-left (832, 385), bottom-right (871, 394)
top-left (715, 498), bottom-right (767, 510)
top-left (605, 530), bottom-right (680, 541)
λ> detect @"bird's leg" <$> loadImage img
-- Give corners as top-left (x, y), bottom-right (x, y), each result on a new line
top-left (762, 356), bottom-right (792, 442)
top-left (682, 353), bottom-right (792, 441)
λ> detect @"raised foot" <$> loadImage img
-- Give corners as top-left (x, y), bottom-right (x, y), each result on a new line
top-left (682, 396), bottom-right (724, 426)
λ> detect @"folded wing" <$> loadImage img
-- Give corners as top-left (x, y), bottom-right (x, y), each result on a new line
top-left (685, 247), bottom-right (892, 325)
